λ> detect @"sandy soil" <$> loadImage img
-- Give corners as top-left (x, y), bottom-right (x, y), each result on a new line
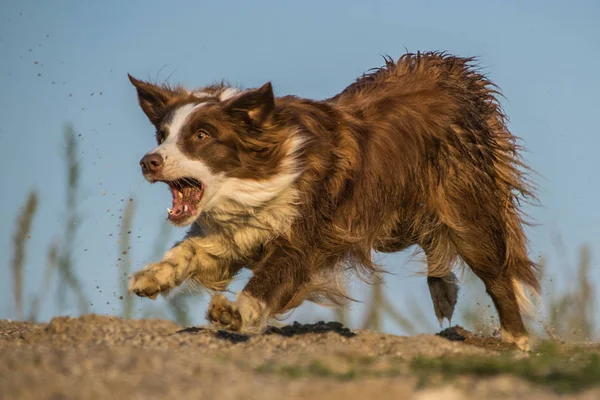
top-left (0, 315), bottom-right (598, 400)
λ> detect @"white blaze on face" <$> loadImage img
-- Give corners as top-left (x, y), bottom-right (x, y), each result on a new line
top-left (148, 103), bottom-right (221, 199)
top-left (166, 103), bottom-right (199, 141)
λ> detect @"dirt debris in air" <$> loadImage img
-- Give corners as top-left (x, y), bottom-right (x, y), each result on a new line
top-left (1, 315), bottom-right (599, 400)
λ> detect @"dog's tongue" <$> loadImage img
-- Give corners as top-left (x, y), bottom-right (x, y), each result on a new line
top-left (170, 198), bottom-right (185, 218)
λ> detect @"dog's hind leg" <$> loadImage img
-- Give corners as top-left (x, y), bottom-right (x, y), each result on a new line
top-left (374, 229), bottom-right (459, 327)
top-left (450, 219), bottom-right (537, 351)
top-left (422, 232), bottom-right (460, 327)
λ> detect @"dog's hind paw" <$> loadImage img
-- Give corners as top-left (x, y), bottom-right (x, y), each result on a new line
top-left (427, 272), bottom-right (459, 327)
top-left (502, 330), bottom-right (531, 352)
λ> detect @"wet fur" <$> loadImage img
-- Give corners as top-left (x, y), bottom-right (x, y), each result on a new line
top-left (128, 51), bottom-right (540, 349)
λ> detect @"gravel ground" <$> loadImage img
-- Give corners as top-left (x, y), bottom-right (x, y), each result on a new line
top-left (1, 314), bottom-right (598, 400)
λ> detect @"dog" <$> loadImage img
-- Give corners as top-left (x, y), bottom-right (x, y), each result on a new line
top-left (128, 51), bottom-right (539, 351)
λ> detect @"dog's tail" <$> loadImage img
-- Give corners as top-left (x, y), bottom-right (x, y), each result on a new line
top-left (480, 61), bottom-right (541, 318)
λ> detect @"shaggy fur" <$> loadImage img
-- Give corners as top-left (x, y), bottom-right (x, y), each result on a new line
top-left (128, 51), bottom-right (539, 351)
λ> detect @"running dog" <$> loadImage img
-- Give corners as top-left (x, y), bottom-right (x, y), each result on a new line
top-left (128, 52), bottom-right (539, 351)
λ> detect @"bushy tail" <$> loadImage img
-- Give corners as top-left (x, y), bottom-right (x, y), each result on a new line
top-left (483, 73), bottom-right (541, 319)
top-left (504, 210), bottom-right (541, 318)
top-left (510, 264), bottom-right (540, 318)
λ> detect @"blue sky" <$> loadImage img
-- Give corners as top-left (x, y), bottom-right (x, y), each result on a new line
top-left (0, 0), bottom-right (598, 334)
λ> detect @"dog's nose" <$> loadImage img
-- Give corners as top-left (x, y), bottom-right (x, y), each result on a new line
top-left (140, 153), bottom-right (164, 174)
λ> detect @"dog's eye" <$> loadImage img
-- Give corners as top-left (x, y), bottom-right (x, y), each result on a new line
top-left (196, 129), bottom-right (210, 140)
top-left (156, 129), bottom-right (166, 144)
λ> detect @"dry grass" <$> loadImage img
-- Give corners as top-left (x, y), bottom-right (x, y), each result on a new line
top-left (28, 241), bottom-right (58, 322)
top-left (118, 198), bottom-right (136, 319)
top-left (546, 243), bottom-right (596, 341)
top-left (359, 273), bottom-right (432, 335)
top-left (54, 124), bottom-right (89, 315)
top-left (10, 190), bottom-right (38, 321)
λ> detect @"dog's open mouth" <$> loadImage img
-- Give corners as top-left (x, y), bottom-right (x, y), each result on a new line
top-left (162, 178), bottom-right (204, 222)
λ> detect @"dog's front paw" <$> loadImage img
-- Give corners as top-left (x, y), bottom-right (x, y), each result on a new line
top-left (128, 262), bottom-right (176, 299)
top-left (128, 270), bottom-right (162, 300)
top-left (207, 294), bottom-right (243, 331)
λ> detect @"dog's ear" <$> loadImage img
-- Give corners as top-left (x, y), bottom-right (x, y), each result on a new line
top-left (128, 74), bottom-right (173, 126)
top-left (224, 82), bottom-right (275, 126)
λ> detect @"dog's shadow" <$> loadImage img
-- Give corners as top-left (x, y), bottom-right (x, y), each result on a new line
top-left (175, 321), bottom-right (356, 344)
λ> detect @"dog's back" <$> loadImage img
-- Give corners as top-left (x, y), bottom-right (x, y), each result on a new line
top-left (328, 52), bottom-right (539, 349)
top-left (286, 52), bottom-right (539, 349)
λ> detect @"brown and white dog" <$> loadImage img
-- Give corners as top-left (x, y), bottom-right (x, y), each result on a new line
top-left (128, 52), bottom-right (539, 351)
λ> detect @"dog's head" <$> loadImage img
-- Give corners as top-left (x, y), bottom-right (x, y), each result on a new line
top-left (129, 75), bottom-right (300, 226)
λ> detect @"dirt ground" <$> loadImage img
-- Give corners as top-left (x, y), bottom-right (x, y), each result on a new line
top-left (1, 315), bottom-right (598, 400)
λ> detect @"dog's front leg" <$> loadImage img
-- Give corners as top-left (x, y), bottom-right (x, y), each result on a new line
top-left (129, 237), bottom-right (236, 299)
top-left (207, 246), bottom-right (308, 332)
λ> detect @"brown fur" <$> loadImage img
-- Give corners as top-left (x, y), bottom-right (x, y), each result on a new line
top-left (128, 51), bottom-right (540, 348)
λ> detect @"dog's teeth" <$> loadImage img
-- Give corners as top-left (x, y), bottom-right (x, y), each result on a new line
top-left (167, 208), bottom-right (172, 215)
top-left (183, 205), bottom-right (188, 213)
